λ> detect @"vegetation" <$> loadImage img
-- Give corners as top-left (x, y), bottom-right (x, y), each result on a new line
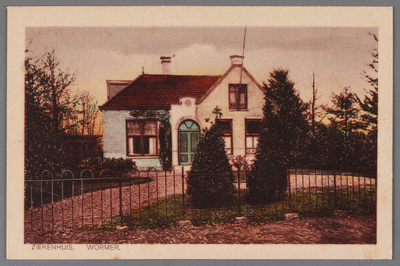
top-left (25, 50), bottom-right (101, 177)
top-left (77, 157), bottom-right (137, 176)
top-left (187, 124), bottom-right (235, 208)
top-left (357, 33), bottom-right (378, 173)
top-left (121, 186), bottom-right (376, 230)
top-left (25, 51), bottom-right (73, 177)
top-left (248, 69), bottom-right (310, 204)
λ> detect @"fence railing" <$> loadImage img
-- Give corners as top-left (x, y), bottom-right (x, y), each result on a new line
top-left (24, 168), bottom-right (376, 231)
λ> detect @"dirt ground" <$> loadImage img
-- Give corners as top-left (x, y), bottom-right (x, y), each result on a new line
top-left (25, 215), bottom-right (376, 244)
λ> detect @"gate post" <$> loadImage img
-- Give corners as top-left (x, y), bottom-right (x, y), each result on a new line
top-left (334, 171), bottom-right (337, 209)
top-left (287, 169), bottom-right (291, 209)
top-left (182, 166), bottom-right (185, 220)
top-left (238, 168), bottom-right (241, 216)
top-left (119, 174), bottom-right (123, 226)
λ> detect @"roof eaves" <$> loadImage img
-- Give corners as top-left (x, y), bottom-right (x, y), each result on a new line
top-left (242, 67), bottom-right (265, 93)
top-left (100, 106), bottom-right (172, 111)
top-left (197, 65), bottom-right (235, 104)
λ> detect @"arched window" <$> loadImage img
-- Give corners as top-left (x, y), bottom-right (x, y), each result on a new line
top-left (178, 120), bottom-right (200, 165)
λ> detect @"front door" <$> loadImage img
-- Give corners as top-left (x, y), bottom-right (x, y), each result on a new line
top-left (179, 120), bottom-right (200, 165)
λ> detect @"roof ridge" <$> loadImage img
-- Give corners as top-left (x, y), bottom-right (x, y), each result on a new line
top-left (143, 74), bottom-right (222, 77)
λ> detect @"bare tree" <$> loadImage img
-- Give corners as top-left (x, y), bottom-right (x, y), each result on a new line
top-left (78, 91), bottom-right (100, 135)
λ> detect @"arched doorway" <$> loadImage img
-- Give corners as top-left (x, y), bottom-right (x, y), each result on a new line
top-left (178, 120), bottom-right (200, 165)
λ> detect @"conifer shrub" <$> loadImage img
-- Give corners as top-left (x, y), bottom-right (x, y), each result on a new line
top-left (187, 124), bottom-right (235, 208)
top-left (248, 69), bottom-right (309, 204)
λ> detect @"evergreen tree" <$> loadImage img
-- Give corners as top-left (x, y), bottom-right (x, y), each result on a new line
top-left (323, 87), bottom-right (370, 170)
top-left (357, 34), bottom-right (378, 172)
top-left (325, 87), bottom-right (364, 136)
top-left (313, 121), bottom-right (366, 170)
top-left (248, 69), bottom-right (310, 204)
top-left (187, 124), bottom-right (235, 208)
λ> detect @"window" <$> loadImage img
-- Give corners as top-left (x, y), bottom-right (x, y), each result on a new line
top-left (126, 120), bottom-right (157, 156)
top-left (216, 119), bottom-right (233, 154)
top-left (229, 84), bottom-right (247, 110)
top-left (246, 119), bottom-right (261, 154)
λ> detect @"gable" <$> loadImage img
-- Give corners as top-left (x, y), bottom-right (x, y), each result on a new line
top-left (197, 65), bottom-right (265, 104)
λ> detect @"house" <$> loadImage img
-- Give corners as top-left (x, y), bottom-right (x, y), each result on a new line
top-left (99, 55), bottom-right (265, 171)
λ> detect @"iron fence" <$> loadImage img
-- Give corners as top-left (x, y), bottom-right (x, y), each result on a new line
top-left (24, 168), bottom-right (376, 231)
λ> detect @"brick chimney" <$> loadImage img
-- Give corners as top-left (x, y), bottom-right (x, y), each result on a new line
top-left (160, 56), bottom-right (171, 75)
top-left (230, 55), bottom-right (244, 66)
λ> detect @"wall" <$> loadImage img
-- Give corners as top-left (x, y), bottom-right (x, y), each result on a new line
top-left (197, 66), bottom-right (264, 161)
top-left (102, 110), bottom-right (162, 170)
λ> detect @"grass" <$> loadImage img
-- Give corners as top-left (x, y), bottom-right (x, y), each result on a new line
top-left (123, 194), bottom-right (244, 229)
top-left (120, 187), bottom-right (376, 230)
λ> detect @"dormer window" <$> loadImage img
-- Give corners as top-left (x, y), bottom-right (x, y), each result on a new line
top-left (229, 84), bottom-right (247, 110)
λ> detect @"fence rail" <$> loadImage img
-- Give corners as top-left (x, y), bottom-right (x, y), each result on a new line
top-left (24, 168), bottom-right (376, 231)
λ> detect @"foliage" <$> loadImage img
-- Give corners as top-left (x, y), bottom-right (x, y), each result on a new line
top-left (357, 33), bottom-right (378, 172)
top-left (158, 119), bottom-right (172, 171)
top-left (129, 110), bottom-right (172, 171)
top-left (187, 124), bottom-right (235, 208)
top-left (212, 105), bottom-right (223, 119)
top-left (230, 155), bottom-right (250, 171)
top-left (248, 69), bottom-right (310, 204)
top-left (311, 122), bottom-right (367, 170)
top-left (25, 49), bottom-right (101, 177)
top-left (25, 51), bottom-right (72, 177)
top-left (317, 34), bottom-right (378, 173)
top-left (77, 157), bottom-right (137, 176)
top-left (325, 87), bottom-right (364, 135)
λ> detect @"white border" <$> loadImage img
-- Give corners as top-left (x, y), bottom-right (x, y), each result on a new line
top-left (7, 6), bottom-right (393, 260)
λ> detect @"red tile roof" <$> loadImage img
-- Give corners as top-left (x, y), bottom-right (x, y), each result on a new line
top-left (100, 74), bottom-right (222, 110)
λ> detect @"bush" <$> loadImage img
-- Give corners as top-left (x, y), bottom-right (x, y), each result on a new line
top-left (77, 157), bottom-right (137, 176)
top-left (187, 124), bottom-right (235, 208)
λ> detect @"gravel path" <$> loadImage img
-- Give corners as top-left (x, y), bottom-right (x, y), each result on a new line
top-left (25, 172), bottom-right (185, 231)
top-left (288, 172), bottom-right (376, 191)
top-left (25, 215), bottom-right (376, 244)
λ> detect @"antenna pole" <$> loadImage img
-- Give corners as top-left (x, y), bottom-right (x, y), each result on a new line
top-left (312, 72), bottom-right (316, 136)
top-left (242, 26), bottom-right (247, 57)
top-left (240, 26), bottom-right (247, 85)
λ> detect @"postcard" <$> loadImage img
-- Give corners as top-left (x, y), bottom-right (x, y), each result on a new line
top-left (7, 6), bottom-right (393, 259)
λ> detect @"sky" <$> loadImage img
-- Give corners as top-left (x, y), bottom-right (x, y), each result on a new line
top-left (26, 26), bottom-right (378, 110)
